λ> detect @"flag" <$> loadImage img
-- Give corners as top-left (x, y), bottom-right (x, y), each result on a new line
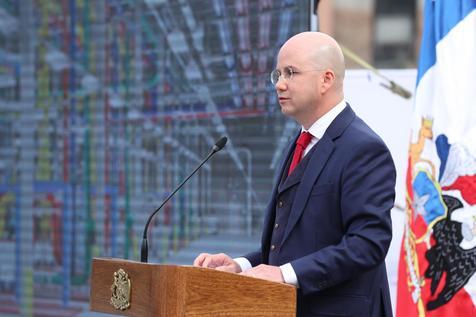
top-left (396, 1), bottom-right (476, 316)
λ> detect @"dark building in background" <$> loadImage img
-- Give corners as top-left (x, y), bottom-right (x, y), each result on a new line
top-left (316, 0), bottom-right (420, 68)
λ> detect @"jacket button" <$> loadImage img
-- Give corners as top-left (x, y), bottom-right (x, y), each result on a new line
top-left (271, 245), bottom-right (276, 251)
top-left (274, 223), bottom-right (279, 229)
top-left (278, 201), bottom-right (283, 208)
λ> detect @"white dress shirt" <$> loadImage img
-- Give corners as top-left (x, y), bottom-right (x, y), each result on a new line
top-left (236, 99), bottom-right (347, 286)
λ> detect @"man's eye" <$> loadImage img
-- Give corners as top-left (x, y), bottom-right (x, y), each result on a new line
top-left (284, 67), bottom-right (294, 77)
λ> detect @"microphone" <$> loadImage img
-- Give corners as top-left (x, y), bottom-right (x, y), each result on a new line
top-left (140, 136), bottom-right (228, 262)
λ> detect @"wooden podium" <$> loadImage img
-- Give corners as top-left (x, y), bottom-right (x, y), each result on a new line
top-left (90, 257), bottom-right (296, 316)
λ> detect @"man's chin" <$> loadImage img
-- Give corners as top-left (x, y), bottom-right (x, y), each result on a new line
top-left (280, 106), bottom-right (294, 117)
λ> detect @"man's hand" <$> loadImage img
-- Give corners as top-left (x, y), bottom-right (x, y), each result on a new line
top-left (193, 253), bottom-right (241, 273)
top-left (240, 264), bottom-right (284, 283)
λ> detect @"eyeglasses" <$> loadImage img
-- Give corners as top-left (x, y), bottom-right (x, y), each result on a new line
top-left (270, 66), bottom-right (324, 85)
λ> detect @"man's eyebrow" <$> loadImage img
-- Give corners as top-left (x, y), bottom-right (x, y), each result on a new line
top-left (276, 65), bottom-right (299, 71)
top-left (287, 65), bottom-right (303, 71)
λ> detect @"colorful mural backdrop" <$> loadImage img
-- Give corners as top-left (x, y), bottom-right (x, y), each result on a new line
top-left (0, 0), bottom-right (308, 315)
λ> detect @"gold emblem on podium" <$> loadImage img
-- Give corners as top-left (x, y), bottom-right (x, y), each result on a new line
top-left (110, 268), bottom-right (131, 310)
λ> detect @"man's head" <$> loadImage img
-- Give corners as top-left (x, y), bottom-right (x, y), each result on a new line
top-left (273, 32), bottom-right (345, 128)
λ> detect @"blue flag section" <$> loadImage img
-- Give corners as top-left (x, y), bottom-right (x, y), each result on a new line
top-left (397, 1), bottom-right (476, 316)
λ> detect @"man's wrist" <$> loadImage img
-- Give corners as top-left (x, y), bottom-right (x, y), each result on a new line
top-left (233, 257), bottom-right (252, 272)
top-left (280, 263), bottom-right (299, 287)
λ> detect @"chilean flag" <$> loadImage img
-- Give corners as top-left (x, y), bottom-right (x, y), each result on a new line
top-left (396, 1), bottom-right (476, 316)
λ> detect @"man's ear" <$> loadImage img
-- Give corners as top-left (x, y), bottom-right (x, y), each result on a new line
top-left (320, 70), bottom-right (335, 93)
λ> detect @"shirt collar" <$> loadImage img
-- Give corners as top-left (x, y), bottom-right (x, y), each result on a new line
top-left (302, 99), bottom-right (347, 139)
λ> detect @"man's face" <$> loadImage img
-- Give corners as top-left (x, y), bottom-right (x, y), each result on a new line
top-left (273, 46), bottom-right (322, 125)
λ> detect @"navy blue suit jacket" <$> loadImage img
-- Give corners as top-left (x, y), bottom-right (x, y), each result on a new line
top-left (245, 105), bottom-right (396, 317)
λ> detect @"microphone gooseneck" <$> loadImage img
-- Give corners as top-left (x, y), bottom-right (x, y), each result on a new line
top-left (140, 136), bottom-right (228, 263)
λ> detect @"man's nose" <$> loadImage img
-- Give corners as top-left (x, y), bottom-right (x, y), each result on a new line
top-left (275, 78), bottom-right (287, 91)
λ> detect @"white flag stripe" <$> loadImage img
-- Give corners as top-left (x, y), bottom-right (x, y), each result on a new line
top-left (415, 10), bottom-right (476, 156)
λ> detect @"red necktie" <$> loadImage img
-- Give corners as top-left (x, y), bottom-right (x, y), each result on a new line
top-left (288, 132), bottom-right (313, 175)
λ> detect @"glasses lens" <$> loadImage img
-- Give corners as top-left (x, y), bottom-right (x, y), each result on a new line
top-left (283, 66), bottom-right (293, 79)
top-left (270, 69), bottom-right (281, 85)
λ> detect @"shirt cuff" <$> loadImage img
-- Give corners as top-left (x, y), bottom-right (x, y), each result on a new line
top-left (233, 257), bottom-right (252, 272)
top-left (280, 263), bottom-right (299, 287)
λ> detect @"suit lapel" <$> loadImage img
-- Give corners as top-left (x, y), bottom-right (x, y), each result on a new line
top-left (281, 136), bottom-right (335, 245)
top-left (278, 143), bottom-right (317, 193)
top-left (281, 105), bottom-right (356, 245)
top-left (277, 166), bottom-right (301, 193)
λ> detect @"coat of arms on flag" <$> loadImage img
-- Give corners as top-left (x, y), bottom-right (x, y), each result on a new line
top-left (397, 1), bottom-right (476, 316)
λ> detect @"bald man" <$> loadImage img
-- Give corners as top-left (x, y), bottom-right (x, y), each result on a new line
top-left (194, 32), bottom-right (396, 317)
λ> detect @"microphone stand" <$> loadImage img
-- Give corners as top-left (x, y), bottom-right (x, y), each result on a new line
top-left (140, 137), bottom-right (227, 263)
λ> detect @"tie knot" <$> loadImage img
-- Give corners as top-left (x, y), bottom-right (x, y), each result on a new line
top-left (296, 131), bottom-right (313, 148)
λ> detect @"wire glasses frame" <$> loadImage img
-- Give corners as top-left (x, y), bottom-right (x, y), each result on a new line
top-left (270, 66), bottom-right (325, 85)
